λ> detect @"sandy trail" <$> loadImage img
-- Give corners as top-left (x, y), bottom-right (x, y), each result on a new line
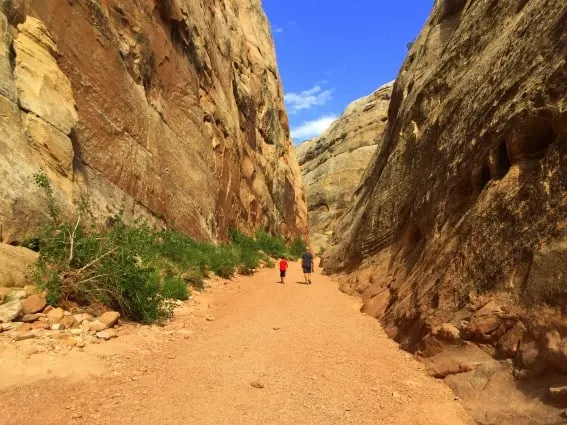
top-left (0, 262), bottom-right (473, 425)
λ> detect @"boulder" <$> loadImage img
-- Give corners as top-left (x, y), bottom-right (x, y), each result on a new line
top-left (98, 311), bottom-right (120, 328)
top-left (496, 321), bottom-right (527, 359)
top-left (47, 307), bottom-right (65, 321)
top-left (96, 329), bottom-right (118, 341)
top-left (0, 244), bottom-right (38, 288)
top-left (21, 294), bottom-right (47, 315)
top-left (432, 323), bottom-right (461, 344)
top-left (0, 300), bottom-right (23, 323)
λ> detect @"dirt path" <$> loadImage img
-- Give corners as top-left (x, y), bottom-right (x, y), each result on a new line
top-left (0, 262), bottom-right (473, 425)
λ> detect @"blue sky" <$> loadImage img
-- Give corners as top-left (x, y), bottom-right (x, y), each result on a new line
top-left (262, 1), bottom-right (433, 143)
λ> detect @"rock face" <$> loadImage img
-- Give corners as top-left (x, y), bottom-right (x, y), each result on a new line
top-left (326, 0), bottom-right (567, 353)
top-left (0, 244), bottom-right (38, 288)
top-left (0, 0), bottom-right (308, 243)
top-left (296, 83), bottom-right (392, 252)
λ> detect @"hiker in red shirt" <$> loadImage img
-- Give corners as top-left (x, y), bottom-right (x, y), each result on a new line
top-left (279, 257), bottom-right (289, 284)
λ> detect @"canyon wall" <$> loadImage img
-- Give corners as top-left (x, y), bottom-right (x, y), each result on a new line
top-left (0, 0), bottom-right (308, 243)
top-left (296, 83), bottom-right (392, 253)
top-left (326, 0), bottom-right (567, 372)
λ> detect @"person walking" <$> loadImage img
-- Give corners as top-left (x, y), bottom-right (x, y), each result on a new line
top-left (301, 249), bottom-right (314, 284)
top-left (279, 257), bottom-right (289, 284)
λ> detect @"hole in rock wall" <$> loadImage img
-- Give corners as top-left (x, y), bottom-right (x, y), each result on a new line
top-left (506, 119), bottom-right (555, 163)
top-left (473, 163), bottom-right (491, 192)
top-left (490, 139), bottom-right (512, 179)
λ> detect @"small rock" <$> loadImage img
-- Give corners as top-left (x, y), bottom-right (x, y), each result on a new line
top-left (98, 311), bottom-right (120, 328)
top-left (0, 299), bottom-right (23, 323)
top-left (73, 313), bottom-right (93, 323)
top-left (272, 326), bottom-right (281, 331)
top-left (24, 285), bottom-right (39, 296)
top-left (47, 308), bottom-right (65, 321)
top-left (89, 320), bottom-right (107, 332)
top-left (21, 294), bottom-right (47, 315)
top-left (62, 337), bottom-right (77, 347)
top-left (550, 386), bottom-right (567, 403)
top-left (15, 323), bottom-right (32, 332)
top-left (0, 287), bottom-right (12, 304)
top-left (60, 315), bottom-right (77, 329)
top-left (31, 321), bottom-right (50, 330)
top-left (12, 332), bottom-right (36, 341)
top-left (205, 316), bottom-right (216, 322)
top-left (1, 321), bottom-right (23, 331)
top-left (96, 329), bottom-right (118, 341)
top-left (69, 329), bottom-right (82, 336)
top-left (6, 289), bottom-right (27, 301)
top-left (21, 313), bottom-right (42, 323)
top-left (51, 323), bottom-right (65, 331)
top-left (250, 381), bottom-right (264, 389)
top-left (432, 323), bottom-right (461, 343)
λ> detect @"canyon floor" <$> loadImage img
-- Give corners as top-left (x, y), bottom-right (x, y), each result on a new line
top-left (0, 263), bottom-right (472, 425)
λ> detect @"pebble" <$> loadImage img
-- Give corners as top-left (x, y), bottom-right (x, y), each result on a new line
top-left (250, 381), bottom-right (265, 389)
top-left (205, 316), bottom-right (216, 322)
top-left (96, 329), bottom-right (118, 341)
top-left (51, 323), bottom-right (65, 331)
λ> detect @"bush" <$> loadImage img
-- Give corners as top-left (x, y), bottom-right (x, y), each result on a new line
top-left (255, 230), bottom-right (287, 258)
top-left (289, 237), bottom-right (307, 260)
top-left (30, 173), bottom-right (308, 323)
top-left (161, 276), bottom-right (189, 301)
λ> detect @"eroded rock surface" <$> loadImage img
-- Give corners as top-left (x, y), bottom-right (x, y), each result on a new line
top-left (0, 0), bottom-right (308, 243)
top-left (324, 0), bottom-right (567, 414)
top-left (296, 83), bottom-right (392, 252)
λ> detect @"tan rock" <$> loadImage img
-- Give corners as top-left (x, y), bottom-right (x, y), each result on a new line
top-left (496, 321), bottom-right (527, 359)
top-left (0, 300), bottom-right (23, 323)
top-left (96, 329), bottom-right (118, 341)
top-left (323, 0), bottom-right (567, 359)
top-left (31, 321), bottom-right (50, 330)
top-left (1, 322), bottom-right (23, 331)
top-left (60, 315), bottom-right (77, 329)
top-left (47, 308), bottom-right (65, 321)
top-left (426, 359), bottom-right (475, 379)
top-left (21, 313), bottom-right (42, 323)
top-left (24, 285), bottom-right (39, 296)
top-left (296, 83), bottom-right (392, 253)
top-left (14, 17), bottom-right (77, 135)
top-left (15, 323), bottom-right (32, 332)
top-left (250, 381), bottom-right (265, 389)
top-left (89, 320), bottom-right (107, 332)
top-left (12, 332), bottom-right (36, 342)
top-left (73, 313), bottom-right (94, 323)
top-left (21, 294), bottom-right (47, 315)
top-left (98, 311), bottom-right (120, 328)
top-left (432, 323), bottom-right (461, 344)
top-left (7, 289), bottom-right (27, 301)
top-left (0, 244), bottom-right (37, 289)
top-left (50, 323), bottom-right (65, 331)
top-left (0, 4), bottom-right (308, 245)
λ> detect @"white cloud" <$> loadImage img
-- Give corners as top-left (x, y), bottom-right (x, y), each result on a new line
top-left (291, 115), bottom-right (338, 141)
top-left (284, 85), bottom-right (334, 114)
top-left (274, 26), bottom-right (284, 33)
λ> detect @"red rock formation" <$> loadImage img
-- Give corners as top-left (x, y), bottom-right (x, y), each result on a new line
top-left (0, 0), bottom-right (308, 243)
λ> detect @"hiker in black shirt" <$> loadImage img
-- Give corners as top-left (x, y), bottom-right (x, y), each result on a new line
top-left (301, 250), bottom-right (314, 284)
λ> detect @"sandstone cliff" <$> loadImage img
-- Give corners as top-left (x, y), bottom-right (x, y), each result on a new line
top-left (296, 83), bottom-right (392, 253)
top-left (326, 0), bottom-right (567, 379)
top-left (0, 0), bottom-right (308, 244)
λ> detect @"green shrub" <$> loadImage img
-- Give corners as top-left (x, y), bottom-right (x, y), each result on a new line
top-left (161, 276), bottom-right (189, 301)
top-left (289, 237), bottom-right (307, 260)
top-left (255, 230), bottom-right (287, 258)
top-left (30, 174), bottom-right (308, 324)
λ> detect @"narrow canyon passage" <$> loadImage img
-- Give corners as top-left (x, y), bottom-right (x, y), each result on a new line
top-left (0, 264), bottom-right (472, 425)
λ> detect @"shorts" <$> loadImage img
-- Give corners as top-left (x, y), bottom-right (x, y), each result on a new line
top-left (302, 266), bottom-right (312, 274)
top-left (280, 270), bottom-right (286, 277)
